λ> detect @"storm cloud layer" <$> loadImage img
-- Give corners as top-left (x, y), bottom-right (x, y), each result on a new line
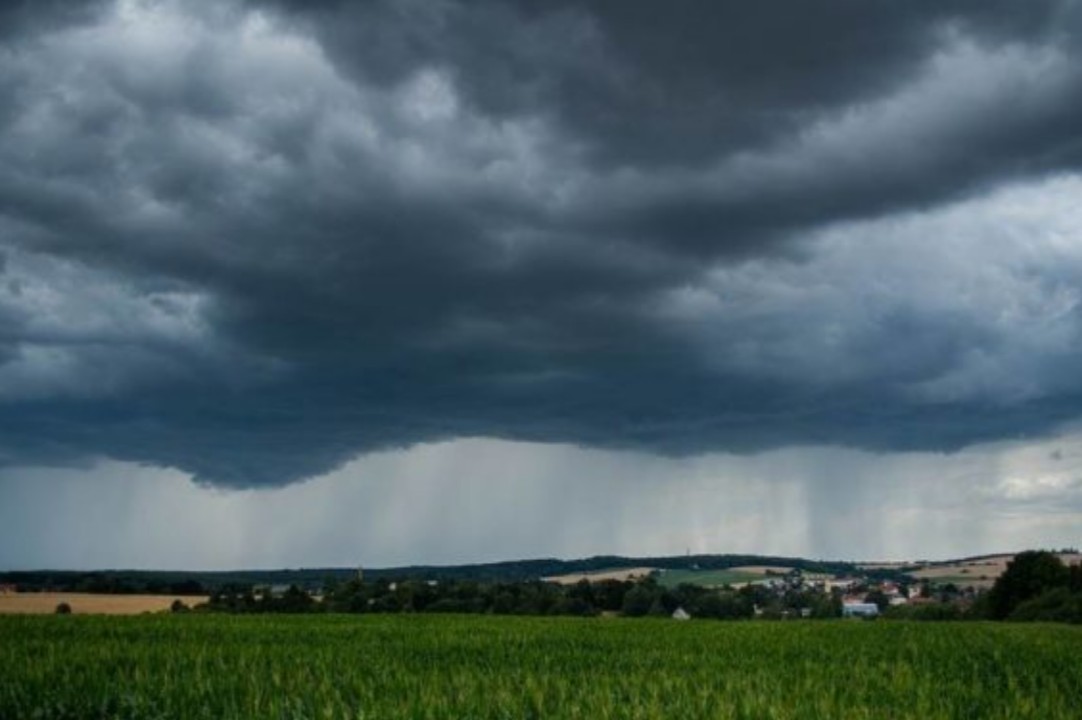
top-left (2, 0), bottom-right (1082, 486)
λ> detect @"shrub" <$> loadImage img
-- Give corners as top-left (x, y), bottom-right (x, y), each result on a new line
top-left (1008, 588), bottom-right (1082, 624)
top-left (885, 603), bottom-right (962, 621)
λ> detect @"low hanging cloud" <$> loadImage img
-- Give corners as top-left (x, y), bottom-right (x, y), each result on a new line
top-left (1, 0), bottom-right (1082, 487)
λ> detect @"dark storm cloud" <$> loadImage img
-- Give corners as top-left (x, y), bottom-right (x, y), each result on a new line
top-left (0, 1), bottom-right (110, 40)
top-left (1, 0), bottom-right (1082, 486)
top-left (270, 0), bottom-right (1082, 242)
top-left (267, 0), bottom-right (1075, 163)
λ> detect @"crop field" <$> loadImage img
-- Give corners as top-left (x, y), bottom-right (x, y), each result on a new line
top-left (544, 566), bottom-right (657, 585)
top-left (656, 568), bottom-right (767, 587)
top-left (1, 615), bottom-right (1079, 720)
top-left (0, 592), bottom-right (207, 615)
top-left (907, 553), bottom-right (1082, 588)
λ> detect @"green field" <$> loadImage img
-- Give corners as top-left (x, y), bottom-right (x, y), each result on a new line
top-left (656, 568), bottom-right (766, 587)
top-left (2, 615), bottom-right (1079, 719)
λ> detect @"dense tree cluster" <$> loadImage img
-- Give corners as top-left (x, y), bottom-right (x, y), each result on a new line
top-left (983, 551), bottom-right (1082, 623)
top-left (201, 576), bottom-right (847, 620)
top-left (0, 571), bottom-right (208, 596)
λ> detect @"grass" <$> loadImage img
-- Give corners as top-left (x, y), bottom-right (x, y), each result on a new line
top-left (656, 568), bottom-right (766, 587)
top-left (917, 575), bottom-right (995, 586)
top-left (1, 614), bottom-right (1079, 719)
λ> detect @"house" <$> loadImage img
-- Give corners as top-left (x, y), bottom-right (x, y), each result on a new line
top-left (253, 584), bottom-right (293, 598)
top-left (672, 607), bottom-right (691, 621)
top-left (842, 602), bottom-right (879, 618)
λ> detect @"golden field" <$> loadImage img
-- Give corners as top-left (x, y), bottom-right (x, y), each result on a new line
top-left (907, 553), bottom-right (1082, 587)
top-left (0, 592), bottom-right (206, 615)
top-left (543, 567), bottom-right (656, 585)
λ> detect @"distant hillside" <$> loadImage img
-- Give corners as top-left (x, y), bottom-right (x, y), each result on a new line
top-left (1, 554), bottom-right (861, 593)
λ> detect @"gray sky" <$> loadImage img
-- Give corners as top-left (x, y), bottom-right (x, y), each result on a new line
top-left (1, 0), bottom-right (1080, 568)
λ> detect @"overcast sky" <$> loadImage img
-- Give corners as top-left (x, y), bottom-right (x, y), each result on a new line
top-left (1, 0), bottom-right (1080, 569)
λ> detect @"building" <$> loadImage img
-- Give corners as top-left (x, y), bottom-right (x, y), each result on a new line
top-left (842, 602), bottom-right (879, 618)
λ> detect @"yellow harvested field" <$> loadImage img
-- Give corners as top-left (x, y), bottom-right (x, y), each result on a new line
top-left (909, 553), bottom-right (1082, 584)
top-left (858, 562), bottom-right (912, 570)
top-left (0, 593), bottom-right (208, 615)
top-left (544, 567), bottom-right (656, 585)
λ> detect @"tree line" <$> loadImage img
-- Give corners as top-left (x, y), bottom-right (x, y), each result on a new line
top-left (3, 553), bottom-right (867, 594)
top-left (201, 576), bottom-right (844, 619)
top-left (194, 551), bottom-right (1082, 623)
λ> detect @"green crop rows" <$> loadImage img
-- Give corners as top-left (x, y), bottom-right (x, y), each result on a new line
top-left (2, 615), bottom-right (1079, 719)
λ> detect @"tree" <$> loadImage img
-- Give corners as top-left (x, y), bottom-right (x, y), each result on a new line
top-left (55, 602), bottom-right (72, 615)
top-left (987, 551), bottom-right (1070, 620)
top-left (492, 591), bottom-right (517, 615)
top-left (810, 593), bottom-right (842, 619)
top-left (621, 585), bottom-right (655, 617)
top-left (1007, 587), bottom-right (1082, 624)
top-left (278, 585), bottom-right (315, 613)
top-left (647, 597), bottom-right (669, 617)
top-left (864, 590), bottom-right (890, 613)
top-left (693, 592), bottom-right (724, 619)
top-left (594, 580), bottom-right (630, 612)
top-left (567, 579), bottom-right (596, 608)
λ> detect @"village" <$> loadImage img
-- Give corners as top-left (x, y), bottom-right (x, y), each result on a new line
top-left (4, 551), bottom-right (1077, 621)
top-left (695, 568), bottom-right (979, 620)
top-left (223, 562), bottom-right (988, 621)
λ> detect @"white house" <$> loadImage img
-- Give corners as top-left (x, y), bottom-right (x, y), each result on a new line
top-left (842, 602), bottom-right (879, 618)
